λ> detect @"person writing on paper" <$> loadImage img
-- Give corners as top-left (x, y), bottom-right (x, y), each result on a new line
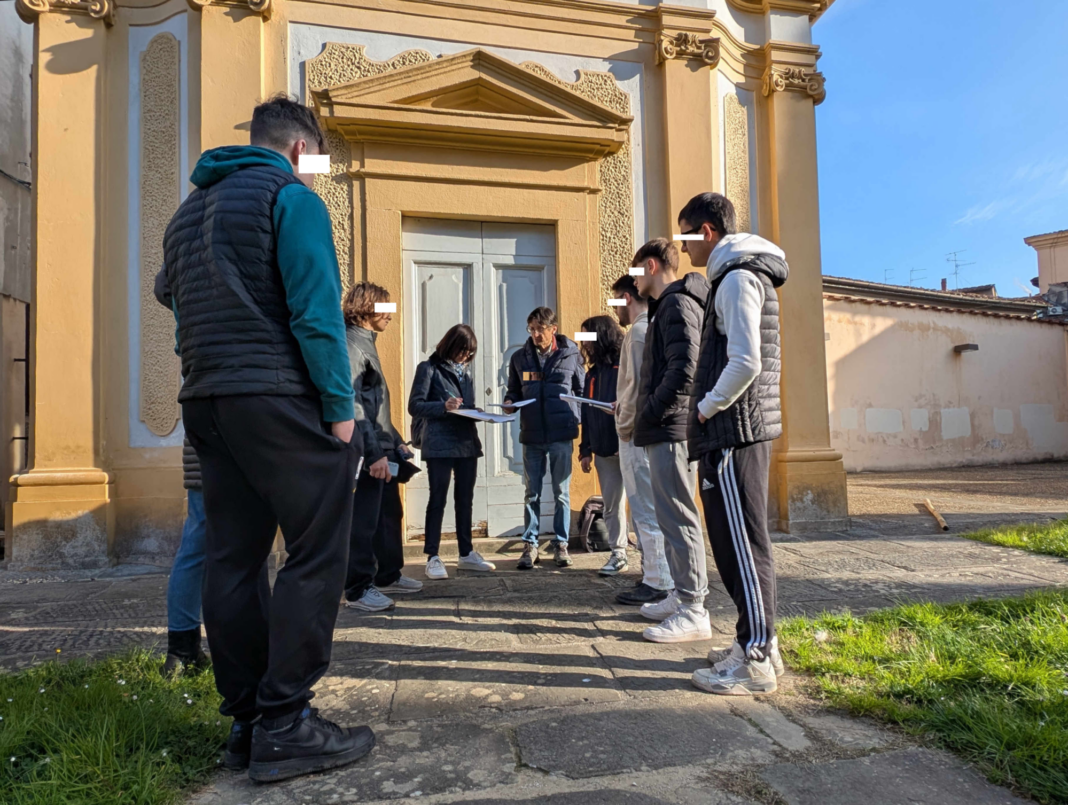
top-left (503, 307), bottom-right (586, 570)
top-left (343, 283), bottom-right (423, 612)
top-left (408, 324), bottom-right (496, 579)
top-left (576, 316), bottom-right (629, 577)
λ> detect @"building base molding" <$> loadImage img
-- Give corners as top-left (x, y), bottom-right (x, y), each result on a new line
top-left (774, 449), bottom-right (850, 533)
top-left (6, 470), bottom-right (114, 570)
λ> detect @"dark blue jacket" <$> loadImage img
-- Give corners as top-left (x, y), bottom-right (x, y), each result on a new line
top-left (579, 362), bottom-right (619, 458)
top-left (408, 356), bottom-right (483, 459)
top-left (505, 335), bottom-right (585, 445)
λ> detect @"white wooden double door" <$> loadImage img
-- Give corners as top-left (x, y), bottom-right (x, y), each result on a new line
top-left (402, 218), bottom-right (558, 539)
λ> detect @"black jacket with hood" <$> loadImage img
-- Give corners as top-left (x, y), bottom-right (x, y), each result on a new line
top-left (634, 272), bottom-right (710, 447)
top-left (505, 335), bottom-right (586, 445)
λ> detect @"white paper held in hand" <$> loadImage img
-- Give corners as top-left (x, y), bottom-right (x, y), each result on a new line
top-left (374, 302), bottom-right (397, 313)
top-left (559, 393), bottom-right (615, 413)
top-left (297, 154), bottom-right (330, 174)
top-left (486, 399), bottom-right (536, 409)
top-left (448, 409), bottom-right (517, 424)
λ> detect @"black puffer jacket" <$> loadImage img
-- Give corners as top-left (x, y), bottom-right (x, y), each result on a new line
top-left (347, 325), bottom-right (404, 465)
top-left (408, 356), bottom-right (483, 459)
top-left (505, 335), bottom-right (586, 445)
top-left (634, 272), bottom-right (710, 447)
top-left (182, 439), bottom-right (202, 490)
top-left (578, 362), bottom-right (619, 458)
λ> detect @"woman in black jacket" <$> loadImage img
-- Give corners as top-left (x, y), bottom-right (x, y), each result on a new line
top-left (577, 315), bottom-right (629, 577)
top-left (408, 324), bottom-right (495, 579)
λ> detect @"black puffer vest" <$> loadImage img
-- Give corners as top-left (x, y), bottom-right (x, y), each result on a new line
top-left (163, 165), bottom-right (316, 401)
top-left (688, 255), bottom-right (787, 457)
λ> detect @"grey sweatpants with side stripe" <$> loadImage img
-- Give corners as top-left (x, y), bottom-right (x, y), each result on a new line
top-left (698, 442), bottom-right (777, 661)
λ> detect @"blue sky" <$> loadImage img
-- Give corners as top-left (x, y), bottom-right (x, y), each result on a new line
top-left (814, 0), bottom-right (1068, 296)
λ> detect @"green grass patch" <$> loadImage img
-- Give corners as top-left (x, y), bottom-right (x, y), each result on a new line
top-left (780, 590), bottom-right (1068, 804)
top-left (0, 651), bottom-right (227, 805)
top-left (963, 518), bottom-right (1068, 560)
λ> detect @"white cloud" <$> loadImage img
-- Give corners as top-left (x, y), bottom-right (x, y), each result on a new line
top-left (954, 201), bottom-right (1001, 225)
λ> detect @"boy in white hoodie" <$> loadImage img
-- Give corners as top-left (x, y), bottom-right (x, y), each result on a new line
top-left (677, 192), bottom-right (789, 695)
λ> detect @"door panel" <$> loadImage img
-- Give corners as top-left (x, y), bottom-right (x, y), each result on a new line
top-left (403, 219), bottom-right (556, 539)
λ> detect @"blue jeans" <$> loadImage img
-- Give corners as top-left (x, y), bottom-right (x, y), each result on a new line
top-left (521, 441), bottom-right (573, 545)
top-left (167, 488), bottom-right (207, 632)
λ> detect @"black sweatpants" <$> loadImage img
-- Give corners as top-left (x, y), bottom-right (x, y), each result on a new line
top-left (344, 471), bottom-right (404, 599)
top-left (182, 395), bottom-right (361, 722)
top-left (423, 457), bottom-right (478, 557)
top-left (698, 442), bottom-right (777, 661)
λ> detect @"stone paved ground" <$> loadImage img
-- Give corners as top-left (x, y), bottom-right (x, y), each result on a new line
top-left (1, 463), bottom-right (1066, 804)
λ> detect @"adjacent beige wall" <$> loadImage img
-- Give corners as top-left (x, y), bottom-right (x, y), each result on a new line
top-left (825, 298), bottom-right (1068, 471)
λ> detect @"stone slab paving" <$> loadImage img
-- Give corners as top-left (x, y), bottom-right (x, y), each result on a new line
top-left (0, 464), bottom-right (1066, 802)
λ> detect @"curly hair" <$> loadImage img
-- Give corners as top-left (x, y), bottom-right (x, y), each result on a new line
top-left (342, 282), bottom-right (390, 326)
top-left (578, 315), bottom-right (624, 367)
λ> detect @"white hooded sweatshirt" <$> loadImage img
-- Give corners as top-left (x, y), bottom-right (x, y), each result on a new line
top-left (695, 233), bottom-right (787, 421)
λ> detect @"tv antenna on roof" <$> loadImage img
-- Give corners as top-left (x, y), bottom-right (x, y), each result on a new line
top-left (884, 269), bottom-right (894, 284)
top-left (945, 251), bottom-right (976, 289)
top-left (909, 267), bottom-right (926, 287)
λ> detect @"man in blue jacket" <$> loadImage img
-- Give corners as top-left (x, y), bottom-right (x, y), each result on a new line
top-left (162, 96), bottom-right (373, 783)
top-left (503, 307), bottom-right (586, 569)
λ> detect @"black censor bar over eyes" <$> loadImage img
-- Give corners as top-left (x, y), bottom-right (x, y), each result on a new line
top-left (301, 154), bottom-right (328, 172)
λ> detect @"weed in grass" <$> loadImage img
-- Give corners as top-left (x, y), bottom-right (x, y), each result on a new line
top-left (0, 650), bottom-right (227, 805)
top-left (780, 590), bottom-right (1068, 804)
top-left (964, 519), bottom-right (1068, 560)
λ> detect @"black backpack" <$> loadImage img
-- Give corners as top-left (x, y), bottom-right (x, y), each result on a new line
top-left (409, 416), bottom-right (427, 450)
top-left (578, 495), bottom-right (610, 552)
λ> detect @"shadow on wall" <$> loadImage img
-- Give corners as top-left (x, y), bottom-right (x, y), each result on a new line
top-left (826, 305), bottom-right (1068, 472)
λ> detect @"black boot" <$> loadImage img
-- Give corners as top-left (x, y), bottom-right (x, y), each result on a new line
top-left (162, 627), bottom-right (210, 675)
top-left (248, 706), bottom-right (375, 783)
top-left (223, 719), bottom-right (255, 770)
top-left (616, 582), bottom-right (671, 606)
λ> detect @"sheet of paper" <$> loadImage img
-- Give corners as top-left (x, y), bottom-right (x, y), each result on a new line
top-left (449, 409), bottom-right (518, 424)
top-left (559, 394), bottom-right (615, 413)
top-left (486, 398), bottom-right (536, 409)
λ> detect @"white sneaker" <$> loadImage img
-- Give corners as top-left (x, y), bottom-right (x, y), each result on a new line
top-left (425, 556), bottom-right (448, 580)
top-left (344, 587), bottom-right (395, 612)
top-left (709, 637), bottom-right (785, 677)
top-left (378, 575), bottom-right (423, 594)
top-left (642, 604), bottom-right (712, 643)
top-left (692, 656), bottom-right (778, 695)
top-left (457, 551), bottom-right (496, 571)
top-left (640, 590), bottom-right (679, 622)
top-left (599, 551), bottom-right (629, 576)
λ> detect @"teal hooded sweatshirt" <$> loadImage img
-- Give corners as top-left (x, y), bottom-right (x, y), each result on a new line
top-left (181, 145), bottom-right (355, 423)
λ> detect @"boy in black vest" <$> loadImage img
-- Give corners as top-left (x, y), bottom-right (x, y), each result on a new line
top-left (678, 193), bottom-right (790, 695)
top-left (163, 96), bottom-right (374, 780)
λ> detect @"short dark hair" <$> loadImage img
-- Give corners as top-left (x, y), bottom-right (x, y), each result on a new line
top-left (250, 94), bottom-right (328, 155)
top-left (678, 192), bottom-right (737, 237)
top-left (434, 324), bottom-right (478, 363)
top-left (611, 274), bottom-right (645, 302)
top-left (579, 315), bottom-right (624, 367)
top-left (527, 307), bottom-right (558, 329)
top-left (632, 238), bottom-right (678, 273)
top-left (342, 281), bottom-right (389, 326)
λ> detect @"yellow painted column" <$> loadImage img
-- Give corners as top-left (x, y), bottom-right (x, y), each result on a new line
top-left (656, 6), bottom-right (719, 241)
top-left (197, 4), bottom-right (266, 150)
top-left (8, 10), bottom-right (113, 568)
top-left (762, 49), bottom-right (850, 532)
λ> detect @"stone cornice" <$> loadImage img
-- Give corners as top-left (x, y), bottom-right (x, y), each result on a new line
top-left (1024, 229), bottom-right (1068, 249)
top-left (726, 0), bottom-right (833, 22)
top-left (186, 0), bottom-right (271, 18)
top-left (762, 65), bottom-right (825, 104)
top-left (15, 0), bottom-right (115, 26)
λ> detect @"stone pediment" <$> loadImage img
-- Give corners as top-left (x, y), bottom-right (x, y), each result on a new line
top-left (313, 49), bottom-right (631, 159)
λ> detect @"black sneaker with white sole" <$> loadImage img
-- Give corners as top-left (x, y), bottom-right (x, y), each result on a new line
top-left (248, 707), bottom-right (375, 783)
top-left (616, 582), bottom-right (671, 606)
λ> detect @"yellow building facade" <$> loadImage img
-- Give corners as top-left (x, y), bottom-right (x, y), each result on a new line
top-left (10, 0), bottom-right (848, 568)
